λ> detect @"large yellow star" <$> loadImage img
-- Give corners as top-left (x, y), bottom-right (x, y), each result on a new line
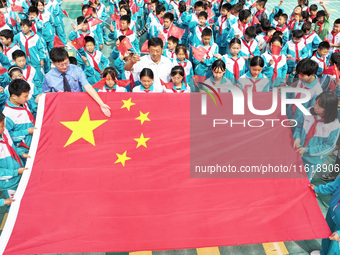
top-left (134, 133), bottom-right (150, 148)
top-left (61, 107), bottom-right (108, 147)
top-left (115, 151), bottom-right (131, 166)
top-left (121, 98), bottom-right (135, 111)
top-left (135, 111), bottom-right (150, 125)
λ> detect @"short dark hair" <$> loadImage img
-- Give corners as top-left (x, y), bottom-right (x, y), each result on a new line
top-left (0, 112), bottom-right (5, 122)
top-left (175, 44), bottom-right (187, 55)
top-left (292, 29), bottom-right (304, 39)
top-left (12, 49), bottom-right (26, 60)
top-left (310, 4), bottom-right (317, 11)
top-left (84, 35), bottom-right (95, 45)
top-left (256, 0), bottom-right (267, 8)
top-left (202, 27), bottom-right (212, 37)
top-left (170, 65), bottom-right (185, 77)
top-left (140, 68), bottom-right (154, 79)
top-left (335, 18), bottom-right (340, 25)
top-left (77, 16), bottom-right (88, 25)
top-left (312, 91), bottom-right (339, 123)
top-left (0, 29), bottom-right (14, 41)
top-left (82, 4), bottom-right (90, 12)
top-left (156, 4), bottom-right (165, 15)
top-left (297, 58), bottom-right (318, 76)
top-left (197, 11), bottom-right (208, 19)
top-left (270, 36), bottom-right (283, 45)
top-left (260, 19), bottom-right (271, 31)
top-left (118, 35), bottom-right (126, 42)
top-left (318, 41), bottom-right (330, 50)
top-left (211, 59), bottom-right (226, 72)
top-left (229, 37), bottom-right (241, 47)
top-left (120, 14), bottom-right (131, 23)
top-left (49, 47), bottom-right (69, 62)
top-left (245, 26), bottom-right (256, 38)
top-left (250, 56), bottom-right (264, 67)
top-left (102, 67), bottom-right (117, 80)
top-left (280, 13), bottom-right (288, 21)
top-left (20, 19), bottom-right (32, 27)
top-left (28, 6), bottom-right (39, 15)
top-left (8, 79), bottom-right (30, 97)
top-left (221, 3), bottom-right (232, 11)
top-left (273, 30), bottom-right (283, 37)
top-left (8, 66), bottom-right (23, 78)
top-left (302, 21), bottom-right (312, 33)
top-left (239, 9), bottom-right (251, 22)
top-left (163, 12), bottom-right (174, 22)
top-left (69, 56), bottom-right (77, 65)
top-left (167, 36), bottom-right (179, 44)
top-left (194, 0), bottom-right (204, 8)
top-left (148, 37), bottom-right (163, 49)
top-left (301, 10), bottom-right (309, 20)
top-left (231, 2), bottom-right (243, 13)
top-left (316, 10), bottom-right (326, 18)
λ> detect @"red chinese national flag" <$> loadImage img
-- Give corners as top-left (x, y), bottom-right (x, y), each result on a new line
top-left (71, 37), bottom-right (84, 50)
top-left (10, 17), bottom-right (16, 27)
top-left (190, 45), bottom-right (206, 62)
top-left (131, 4), bottom-right (138, 14)
top-left (11, 4), bottom-right (23, 12)
top-left (53, 35), bottom-right (66, 47)
top-left (0, 93), bottom-right (331, 254)
top-left (92, 77), bottom-right (107, 89)
top-left (141, 40), bottom-right (149, 53)
top-left (111, 13), bottom-right (120, 21)
top-left (207, 8), bottom-right (214, 19)
top-left (115, 79), bottom-right (130, 87)
top-left (168, 25), bottom-right (185, 39)
top-left (91, 18), bottom-right (103, 27)
top-left (0, 14), bottom-right (6, 27)
top-left (252, 14), bottom-right (260, 26)
top-left (0, 67), bottom-right (7, 76)
top-left (61, 8), bottom-right (69, 18)
top-left (117, 37), bottom-right (133, 56)
top-left (84, 7), bottom-right (93, 17)
top-left (160, 79), bottom-right (173, 89)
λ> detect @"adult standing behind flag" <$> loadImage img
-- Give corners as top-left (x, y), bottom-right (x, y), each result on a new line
top-left (124, 37), bottom-right (174, 92)
top-left (42, 47), bottom-right (111, 117)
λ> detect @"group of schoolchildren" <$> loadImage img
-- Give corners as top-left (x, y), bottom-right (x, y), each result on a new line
top-left (0, 0), bottom-right (339, 252)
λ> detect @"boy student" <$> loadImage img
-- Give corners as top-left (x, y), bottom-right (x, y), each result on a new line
top-left (0, 111), bottom-right (27, 207)
top-left (286, 29), bottom-right (308, 74)
top-left (148, 4), bottom-right (166, 39)
top-left (189, 11), bottom-right (212, 47)
top-left (159, 12), bottom-right (175, 42)
top-left (326, 18), bottom-right (340, 54)
top-left (12, 50), bottom-right (43, 93)
top-left (69, 16), bottom-right (101, 51)
top-left (78, 36), bottom-right (110, 85)
top-left (240, 26), bottom-right (260, 57)
top-left (302, 21), bottom-right (322, 58)
top-left (309, 4), bottom-right (317, 21)
top-left (275, 13), bottom-right (289, 44)
top-left (2, 79), bottom-right (35, 152)
top-left (215, 3), bottom-right (232, 55)
top-left (311, 41), bottom-right (330, 76)
top-left (235, 9), bottom-right (251, 38)
top-left (108, 15), bottom-right (139, 51)
top-left (82, 5), bottom-right (104, 50)
top-left (0, 29), bottom-right (20, 63)
top-left (193, 28), bottom-right (218, 77)
top-left (43, 47), bottom-right (111, 117)
top-left (256, 19), bottom-right (271, 52)
top-left (313, 0), bottom-right (330, 40)
top-left (13, 19), bottom-right (46, 77)
top-left (254, 0), bottom-right (268, 22)
top-left (189, 0), bottom-right (204, 23)
top-left (164, 36), bottom-right (178, 60)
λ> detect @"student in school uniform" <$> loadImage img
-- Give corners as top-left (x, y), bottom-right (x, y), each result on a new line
top-left (311, 41), bottom-right (330, 77)
top-left (293, 91), bottom-right (340, 180)
top-left (238, 56), bottom-right (270, 92)
top-left (49, 0), bottom-right (67, 46)
top-left (34, 0), bottom-right (54, 53)
top-left (13, 19), bottom-right (46, 78)
top-left (172, 44), bottom-right (194, 91)
top-left (203, 59), bottom-right (233, 92)
top-left (176, 1), bottom-right (190, 45)
top-left (163, 36), bottom-right (179, 61)
top-left (234, 9), bottom-right (251, 39)
top-left (82, 5), bottom-right (104, 50)
top-left (97, 67), bottom-right (128, 92)
top-left (262, 36), bottom-right (287, 87)
top-left (157, 12), bottom-right (175, 43)
top-left (192, 28), bottom-right (218, 77)
top-left (214, 3), bottom-right (231, 55)
top-left (119, 5), bottom-right (138, 34)
top-left (253, 0), bottom-right (269, 23)
top-left (12, 50), bottom-right (42, 93)
top-left (188, 11), bottom-right (212, 47)
top-left (132, 68), bottom-right (159, 92)
top-left (286, 59), bottom-right (323, 123)
top-left (286, 29), bottom-right (308, 74)
top-left (0, 29), bottom-right (20, 64)
top-left (313, 1), bottom-right (330, 40)
top-left (148, 4), bottom-right (166, 39)
top-left (326, 18), bottom-right (340, 55)
top-left (108, 15), bottom-right (139, 52)
top-left (240, 26), bottom-right (260, 58)
top-left (302, 21), bottom-right (322, 58)
top-left (275, 13), bottom-right (289, 44)
top-left (0, 112), bottom-right (27, 207)
top-left (256, 19), bottom-right (272, 53)
top-left (162, 65), bottom-right (190, 93)
top-left (78, 36), bottom-right (110, 85)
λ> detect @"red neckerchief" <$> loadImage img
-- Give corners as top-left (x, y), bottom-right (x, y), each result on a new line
top-left (120, 28), bottom-right (134, 36)
top-left (39, 12), bottom-right (43, 21)
top-left (276, 24), bottom-right (287, 33)
top-left (31, 21), bottom-right (37, 34)
top-left (198, 26), bottom-right (203, 33)
top-left (23, 65), bottom-right (31, 81)
top-left (4, 45), bottom-right (11, 56)
top-left (0, 133), bottom-right (22, 167)
top-left (303, 115), bottom-right (324, 147)
top-left (169, 50), bottom-right (176, 58)
top-left (238, 22), bottom-right (247, 34)
top-left (5, 102), bottom-right (35, 125)
top-left (331, 30), bottom-right (340, 44)
top-left (256, 8), bottom-right (266, 18)
top-left (303, 31), bottom-right (315, 47)
top-left (230, 57), bottom-right (240, 81)
top-left (242, 38), bottom-right (254, 56)
top-left (205, 46), bottom-right (212, 59)
top-left (172, 83), bottom-right (186, 93)
top-left (313, 52), bottom-right (326, 71)
top-left (129, 72), bottom-right (135, 91)
top-left (106, 88), bottom-right (116, 92)
top-left (219, 16), bottom-right (227, 35)
top-left (294, 41), bottom-right (300, 61)
top-left (23, 33), bottom-right (35, 58)
top-left (263, 34), bottom-right (272, 43)
top-left (317, 21), bottom-right (323, 35)
top-left (272, 55), bottom-right (283, 80)
top-left (249, 79), bottom-right (261, 92)
top-left (178, 61), bottom-right (187, 82)
top-left (87, 51), bottom-right (101, 73)
top-left (310, 14), bottom-right (316, 19)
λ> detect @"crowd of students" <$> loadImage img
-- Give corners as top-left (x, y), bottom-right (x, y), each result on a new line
top-left (0, 0), bottom-right (340, 253)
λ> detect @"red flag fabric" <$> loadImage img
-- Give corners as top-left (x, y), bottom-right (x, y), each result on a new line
top-left (252, 15), bottom-right (260, 26)
top-left (61, 8), bottom-right (69, 18)
top-left (11, 4), bottom-right (23, 12)
top-left (84, 7), bottom-right (93, 17)
top-left (158, 32), bottom-right (166, 43)
top-left (9, 17), bottom-right (16, 27)
top-left (53, 35), bottom-right (66, 47)
top-left (0, 13), bottom-right (6, 27)
top-left (168, 25), bottom-right (185, 39)
top-left (190, 45), bottom-right (206, 62)
top-left (0, 93), bottom-right (330, 254)
top-left (207, 8), bottom-right (214, 19)
top-left (111, 13), bottom-right (120, 21)
top-left (117, 37), bottom-right (133, 55)
top-left (71, 37), bottom-right (84, 50)
top-left (0, 67), bottom-right (7, 76)
top-left (131, 4), bottom-right (137, 14)
top-left (141, 40), bottom-right (149, 53)
top-left (115, 79), bottom-right (130, 87)
top-left (90, 18), bottom-right (103, 27)
top-left (193, 75), bottom-right (206, 85)
top-left (271, 45), bottom-right (281, 55)
top-left (92, 77), bottom-right (107, 89)
top-left (160, 79), bottom-right (173, 89)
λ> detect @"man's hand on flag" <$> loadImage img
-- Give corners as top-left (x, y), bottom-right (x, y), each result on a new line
top-left (308, 184), bottom-right (315, 191)
top-left (100, 103), bottom-right (111, 117)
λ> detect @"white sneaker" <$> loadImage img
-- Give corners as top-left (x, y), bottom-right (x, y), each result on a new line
top-left (310, 251), bottom-right (320, 255)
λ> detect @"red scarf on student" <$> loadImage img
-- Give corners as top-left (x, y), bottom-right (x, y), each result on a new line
top-left (23, 65), bottom-right (31, 81)
top-left (219, 16), bottom-right (227, 35)
top-left (303, 115), bottom-right (324, 147)
top-left (0, 133), bottom-right (22, 167)
top-left (313, 52), bottom-right (326, 71)
top-left (272, 55), bottom-right (283, 80)
top-left (242, 38), bottom-right (254, 56)
top-left (230, 57), bottom-right (240, 81)
top-left (5, 102), bottom-right (35, 125)
top-left (317, 21), bottom-right (324, 35)
top-left (87, 51), bottom-right (101, 73)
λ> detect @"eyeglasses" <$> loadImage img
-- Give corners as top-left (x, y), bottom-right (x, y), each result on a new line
top-left (55, 60), bottom-right (70, 68)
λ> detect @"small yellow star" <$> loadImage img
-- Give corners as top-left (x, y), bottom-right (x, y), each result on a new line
top-left (134, 133), bottom-right (150, 148)
top-left (135, 111), bottom-right (150, 125)
top-left (115, 151), bottom-right (131, 166)
top-left (121, 98), bottom-right (135, 111)
top-left (61, 107), bottom-right (107, 147)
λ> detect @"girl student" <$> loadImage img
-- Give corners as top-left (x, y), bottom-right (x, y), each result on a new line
top-left (261, 36), bottom-right (288, 88)
top-left (238, 56), bottom-right (270, 92)
top-left (172, 44), bottom-right (194, 91)
top-left (132, 68), bottom-right (158, 93)
top-left (293, 91), bottom-right (340, 181)
top-left (203, 59), bottom-right (233, 92)
top-left (97, 67), bottom-right (127, 92)
top-left (162, 66), bottom-right (190, 93)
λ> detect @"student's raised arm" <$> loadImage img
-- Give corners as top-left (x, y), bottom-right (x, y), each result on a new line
top-left (124, 54), bottom-right (140, 71)
top-left (320, 1), bottom-right (330, 19)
